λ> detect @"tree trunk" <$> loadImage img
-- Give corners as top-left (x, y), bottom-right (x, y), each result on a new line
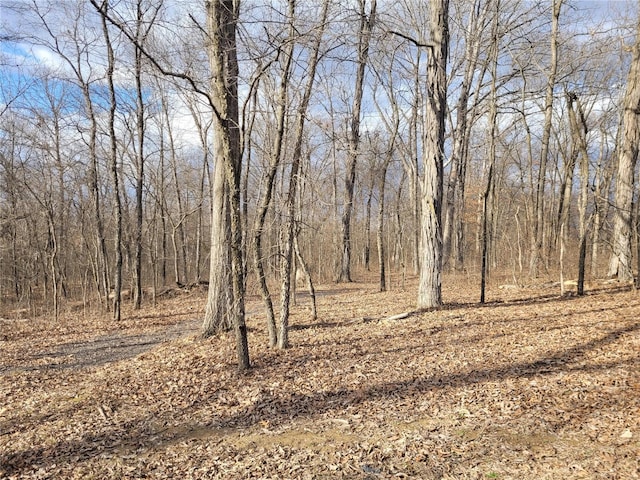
top-left (205, 0), bottom-right (249, 370)
top-left (167, 114), bottom-right (187, 286)
top-left (567, 92), bottom-right (591, 295)
top-left (99, 1), bottom-right (123, 321)
top-left (363, 175), bottom-right (374, 271)
top-left (480, 0), bottom-right (499, 304)
top-left (443, 0), bottom-right (489, 271)
top-left (133, 5), bottom-right (147, 309)
top-left (203, 158), bottom-right (233, 336)
top-left (418, 0), bottom-right (449, 309)
top-left (530, 0), bottom-right (562, 277)
top-left (608, 14), bottom-right (640, 282)
top-left (591, 127), bottom-right (614, 278)
top-left (278, 0), bottom-right (329, 347)
top-left (377, 162), bottom-right (389, 292)
top-left (253, 13), bottom-right (295, 347)
top-left (337, 0), bottom-right (376, 283)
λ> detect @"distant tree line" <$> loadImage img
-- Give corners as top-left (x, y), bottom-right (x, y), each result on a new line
top-left (1, 0), bottom-right (639, 368)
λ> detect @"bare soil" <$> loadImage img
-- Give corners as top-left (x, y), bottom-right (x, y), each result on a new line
top-left (1, 274), bottom-right (638, 479)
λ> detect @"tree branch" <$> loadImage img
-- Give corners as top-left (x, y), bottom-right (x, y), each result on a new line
top-left (387, 30), bottom-right (434, 50)
top-left (87, 0), bottom-right (222, 122)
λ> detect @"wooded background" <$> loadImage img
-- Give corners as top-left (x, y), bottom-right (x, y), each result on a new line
top-left (1, 1), bottom-right (639, 339)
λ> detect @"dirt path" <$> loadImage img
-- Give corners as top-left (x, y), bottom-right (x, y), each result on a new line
top-left (36, 318), bottom-right (202, 370)
top-left (0, 317), bottom-right (202, 374)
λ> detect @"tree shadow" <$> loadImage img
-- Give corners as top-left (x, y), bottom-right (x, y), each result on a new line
top-left (2, 319), bottom-right (637, 477)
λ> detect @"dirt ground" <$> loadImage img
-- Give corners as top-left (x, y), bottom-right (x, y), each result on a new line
top-left (1, 274), bottom-right (638, 479)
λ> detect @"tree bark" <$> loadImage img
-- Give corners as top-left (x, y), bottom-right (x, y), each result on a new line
top-left (608, 14), bottom-right (640, 282)
top-left (203, 158), bottom-right (233, 336)
top-left (206, 0), bottom-right (249, 369)
top-left (418, 0), bottom-right (448, 309)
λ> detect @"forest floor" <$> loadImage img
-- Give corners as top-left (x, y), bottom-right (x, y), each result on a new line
top-left (1, 273), bottom-right (639, 479)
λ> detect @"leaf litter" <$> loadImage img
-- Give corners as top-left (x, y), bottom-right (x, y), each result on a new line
top-left (0, 274), bottom-right (638, 479)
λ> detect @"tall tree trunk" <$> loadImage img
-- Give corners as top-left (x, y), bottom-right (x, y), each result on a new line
top-left (99, 1), bottom-right (123, 321)
top-left (337, 0), bottom-right (376, 283)
top-left (278, 0), bottom-right (329, 348)
top-left (132, 2), bottom-right (148, 309)
top-left (83, 82), bottom-right (110, 309)
top-left (567, 92), bottom-right (591, 295)
top-left (203, 158), bottom-right (233, 336)
top-left (195, 130), bottom-right (209, 284)
top-left (253, 14), bottom-right (295, 347)
top-left (167, 112), bottom-right (187, 286)
top-left (480, 0), bottom-right (499, 304)
top-left (206, 0), bottom-right (249, 370)
top-left (530, 0), bottom-right (562, 277)
top-left (591, 127), bottom-right (614, 278)
top-left (363, 175), bottom-right (374, 271)
top-left (159, 121), bottom-right (168, 287)
top-left (608, 14), bottom-right (640, 282)
top-left (371, 76), bottom-right (400, 292)
top-left (418, 0), bottom-right (449, 309)
top-left (377, 162), bottom-right (389, 292)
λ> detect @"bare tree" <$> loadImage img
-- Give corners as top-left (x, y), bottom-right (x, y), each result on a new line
top-left (252, 6), bottom-right (295, 348)
top-left (443, 0), bottom-right (492, 272)
top-left (337, 0), bottom-right (377, 282)
top-left (417, 0), bottom-right (449, 309)
top-left (530, 0), bottom-right (563, 277)
top-left (480, 0), bottom-right (500, 304)
top-left (95, 0), bottom-right (124, 321)
top-left (28, 1), bottom-right (112, 309)
top-left (131, 0), bottom-right (159, 309)
top-left (608, 12), bottom-right (640, 282)
top-left (566, 92), bottom-right (591, 295)
top-left (278, 0), bottom-right (329, 348)
top-left (203, 0), bottom-right (250, 369)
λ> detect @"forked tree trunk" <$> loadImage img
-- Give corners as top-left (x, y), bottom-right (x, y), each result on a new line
top-left (567, 92), bottom-right (591, 295)
top-left (278, 0), bottom-right (329, 348)
top-left (253, 11), bottom-right (295, 347)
